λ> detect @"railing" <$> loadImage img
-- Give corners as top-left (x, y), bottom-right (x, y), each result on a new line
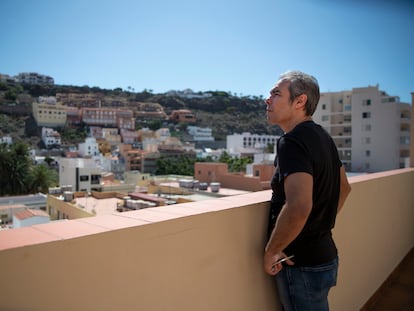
top-left (0, 168), bottom-right (413, 311)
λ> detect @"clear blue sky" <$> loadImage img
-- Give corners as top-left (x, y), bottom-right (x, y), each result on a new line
top-left (1, 0), bottom-right (413, 102)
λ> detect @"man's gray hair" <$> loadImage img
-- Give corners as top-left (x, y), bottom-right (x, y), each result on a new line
top-left (279, 70), bottom-right (320, 116)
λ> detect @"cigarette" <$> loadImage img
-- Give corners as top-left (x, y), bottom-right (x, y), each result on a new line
top-left (274, 255), bottom-right (294, 265)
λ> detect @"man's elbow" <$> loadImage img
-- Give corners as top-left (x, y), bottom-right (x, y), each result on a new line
top-left (344, 183), bottom-right (352, 197)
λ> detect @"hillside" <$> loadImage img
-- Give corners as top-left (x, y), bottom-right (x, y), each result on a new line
top-left (0, 81), bottom-right (283, 147)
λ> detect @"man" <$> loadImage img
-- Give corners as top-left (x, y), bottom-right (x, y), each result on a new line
top-left (263, 71), bottom-right (351, 310)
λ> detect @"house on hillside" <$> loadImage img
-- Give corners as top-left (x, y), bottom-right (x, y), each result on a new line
top-left (169, 109), bottom-right (196, 123)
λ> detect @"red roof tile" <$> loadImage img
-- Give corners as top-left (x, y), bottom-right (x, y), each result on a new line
top-left (14, 209), bottom-right (49, 220)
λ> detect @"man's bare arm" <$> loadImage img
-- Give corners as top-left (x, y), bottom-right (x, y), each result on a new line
top-left (337, 166), bottom-right (351, 214)
top-left (264, 172), bottom-right (313, 274)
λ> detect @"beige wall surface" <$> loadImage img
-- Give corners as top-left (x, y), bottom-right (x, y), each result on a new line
top-left (0, 169), bottom-right (413, 311)
top-left (330, 168), bottom-right (414, 310)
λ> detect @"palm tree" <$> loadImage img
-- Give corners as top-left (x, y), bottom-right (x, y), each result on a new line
top-left (29, 164), bottom-right (58, 193)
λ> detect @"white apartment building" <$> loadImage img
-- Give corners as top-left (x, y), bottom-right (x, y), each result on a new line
top-left (41, 127), bottom-right (61, 148)
top-left (78, 137), bottom-right (100, 157)
top-left (187, 126), bottom-right (214, 141)
top-left (227, 133), bottom-right (279, 153)
top-left (0, 136), bottom-right (12, 145)
top-left (313, 86), bottom-right (410, 173)
top-left (59, 158), bottom-right (102, 192)
top-left (15, 72), bottom-right (54, 85)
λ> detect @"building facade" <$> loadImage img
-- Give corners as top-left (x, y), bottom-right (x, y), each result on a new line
top-left (78, 137), bottom-right (100, 157)
top-left (41, 127), bottom-right (61, 148)
top-left (187, 126), bottom-right (215, 141)
top-left (169, 109), bottom-right (196, 123)
top-left (32, 99), bottom-right (67, 127)
top-left (15, 72), bottom-right (54, 85)
top-left (313, 86), bottom-right (411, 172)
top-left (226, 133), bottom-right (279, 152)
top-left (59, 158), bottom-right (102, 192)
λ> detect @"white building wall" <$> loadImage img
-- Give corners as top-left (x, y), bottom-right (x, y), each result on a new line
top-left (78, 137), bottom-right (100, 157)
top-left (0, 136), bottom-right (13, 145)
top-left (227, 133), bottom-right (279, 152)
top-left (41, 127), bottom-right (61, 147)
top-left (59, 158), bottom-right (102, 192)
top-left (314, 86), bottom-right (410, 173)
top-left (187, 126), bottom-right (214, 141)
top-left (13, 215), bottom-right (50, 228)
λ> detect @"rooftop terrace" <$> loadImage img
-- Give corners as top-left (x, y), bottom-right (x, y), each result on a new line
top-left (0, 168), bottom-right (413, 310)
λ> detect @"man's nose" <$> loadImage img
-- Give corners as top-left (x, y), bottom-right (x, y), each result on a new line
top-left (265, 97), bottom-right (271, 105)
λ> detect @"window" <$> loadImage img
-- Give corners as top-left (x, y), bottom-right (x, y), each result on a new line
top-left (80, 175), bottom-right (89, 182)
top-left (363, 99), bottom-right (371, 106)
top-left (365, 150), bottom-right (371, 157)
top-left (362, 137), bottom-right (371, 144)
top-left (363, 124), bottom-right (371, 131)
top-left (400, 136), bottom-right (410, 145)
top-left (255, 170), bottom-right (260, 177)
top-left (91, 174), bottom-right (100, 185)
top-left (322, 104), bottom-right (326, 110)
top-left (322, 115), bottom-right (329, 121)
top-left (362, 112), bottom-right (371, 118)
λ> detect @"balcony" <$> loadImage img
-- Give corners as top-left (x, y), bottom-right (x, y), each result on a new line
top-left (1, 168), bottom-right (413, 310)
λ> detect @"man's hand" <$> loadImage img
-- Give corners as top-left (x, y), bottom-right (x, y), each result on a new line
top-left (264, 251), bottom-right (294, 276)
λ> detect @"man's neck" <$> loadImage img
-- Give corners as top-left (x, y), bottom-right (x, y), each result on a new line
top-left (282, 115), bottom-right (312, 133)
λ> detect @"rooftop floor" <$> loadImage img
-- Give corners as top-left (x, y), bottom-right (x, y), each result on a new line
top-left (364, 247), bottom-right (414, 310)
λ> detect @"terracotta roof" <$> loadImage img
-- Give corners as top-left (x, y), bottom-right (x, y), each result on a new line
top-left (14, 209), bottom-right (49, 220)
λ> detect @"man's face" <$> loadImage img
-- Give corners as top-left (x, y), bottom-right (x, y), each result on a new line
top-left (265, 80), bottom-right (294, 126)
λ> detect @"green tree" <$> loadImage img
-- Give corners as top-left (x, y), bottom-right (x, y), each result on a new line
top-left (4, 90), bottom-right (17, 101)
top-left (0, 142), bottom-right (57, 195)
top-left (155, 155), bottom-right (195, 175)
top-left (148, 119), bottom-right (161, 131)
top-left (0, 143), bottom-right (12, 195)
top-left (0, 142), bottom-right (31, 195)
top-left (29, 164), bottom-right (58, 193)
top-left (218, 151), bottom-right (252, 173)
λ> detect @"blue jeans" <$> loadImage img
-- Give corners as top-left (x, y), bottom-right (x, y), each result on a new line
top-left (275, 257), bottom-right (338, 311)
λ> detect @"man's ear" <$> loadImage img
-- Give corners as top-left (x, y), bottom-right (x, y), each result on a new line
top-left (295, 94), bottom-right (307, 110)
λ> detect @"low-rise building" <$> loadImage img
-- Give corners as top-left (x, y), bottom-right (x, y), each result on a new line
top-left (169, 109), bottom-right (196, 123)
top-left (15, 72), bottom-right (54, 85)
top-left (41, 127), bottom-right (61, 148)
top-left (227, 133), bottom-right (279, 153)
top-left (187, 126), bottom-right (214, 141)
top-left (78, 137), bottom-right (100, 157)
top-left (59, 158), bottom-right (102, 192)
top-left (132, 102), bottom-right (167, 121)
top-left (0, 135), bottom-right (12, 145)
top-left (194, 162), bottom-right (272, 192)
top-left (13, 209), bottom-right (50, 228)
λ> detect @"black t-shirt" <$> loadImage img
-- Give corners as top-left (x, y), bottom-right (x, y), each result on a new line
top-left (269, 120), bottom-right (342, 266)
